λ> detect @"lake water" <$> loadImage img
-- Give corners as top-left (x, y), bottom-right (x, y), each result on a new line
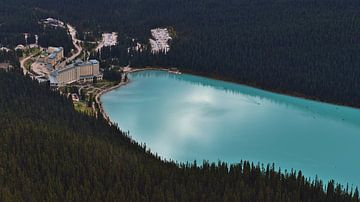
top-left (101, 70), bottom-right (360, 187)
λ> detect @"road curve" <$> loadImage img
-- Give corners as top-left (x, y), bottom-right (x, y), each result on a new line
top-left (20, 54), bottom-right (35, 75)
top-left (67, 24), bottom-right (82, 62)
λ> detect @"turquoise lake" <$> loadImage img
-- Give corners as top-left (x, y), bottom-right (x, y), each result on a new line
top-left (101, 70), bottom-right (360, 187)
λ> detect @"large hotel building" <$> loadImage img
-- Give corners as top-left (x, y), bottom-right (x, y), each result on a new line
top-left (50, 59), bottom-right (103, 86)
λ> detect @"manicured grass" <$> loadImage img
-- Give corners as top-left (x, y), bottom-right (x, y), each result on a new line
top-left (93, 80), bottom-right (115, 88)
top-left (23, 48), bottom-right (41, 57)
top-left (62, 80), bottom-right (117, 115)
top-left (73, 101), bottom-right (94, 115)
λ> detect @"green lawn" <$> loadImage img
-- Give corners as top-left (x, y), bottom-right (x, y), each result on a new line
top-left (23, 47), bottom-right (41, 57)
top-left (93, 80), bottom-right (115, 88)
top-left (73, 101), bottom-right (94, 115)
top-left (64, 80), bottom-right (116, 115)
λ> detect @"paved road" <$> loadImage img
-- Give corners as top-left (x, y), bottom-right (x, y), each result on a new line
top-left (54, 24), bottom-right (82, 69)
top-left (20, 54), bottom-right (35, 75)
top-left (67, 24), bottom-right (82, 62)
top-left (20, 23), bottom-right (82, 74)
top-left (77, 84), bottom-right (90, 96)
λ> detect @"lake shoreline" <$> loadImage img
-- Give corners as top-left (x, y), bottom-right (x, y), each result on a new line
top-left (96, 67), bottom-right (358, 125)
top-left (95, 80), bottom-right (130, 125)
top-left (99, 67), bottom-right (359, 111)
top-left (95, 67), bottom-right (170, 125)
top-left (180, 69), bottom-right (360, 110)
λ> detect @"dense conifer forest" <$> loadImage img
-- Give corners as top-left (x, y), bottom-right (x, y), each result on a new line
top-left (0, 70), bottom-right (359, 201)
top-left (1, 0), bottom-right (360, 107)
top-left (37, 27), bottom-right (74, 56)
top-left (0, 50), bottom-right (20, 67)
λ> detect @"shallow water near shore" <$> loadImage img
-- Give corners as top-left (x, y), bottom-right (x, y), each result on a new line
top-left (101, 70), bottom-right (360, 187)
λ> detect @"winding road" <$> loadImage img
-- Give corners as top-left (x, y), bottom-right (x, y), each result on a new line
top-left (20, 22), bottom-right (82, 73)
top-left (66, 24), bottom-right (82, 62)
top-left (53, 24), bottom-right (82, 69)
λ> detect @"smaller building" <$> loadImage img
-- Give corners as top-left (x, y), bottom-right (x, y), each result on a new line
top-left (46, 47), bottom-right (64, 67)
top-left (29, 44), bottom-right (38, 49)
top-left (15, 44), bottom-right (25, 51)
top-left (0, 47), bottom-right (10, 52)
top-left (71, 93), bottom-right (80, 102)
top-left (0, 63), bottom-right (13, 72)
top-left (34, 76), bottom-right (49, 83)
top-left (39, 18), bottom-right (65, 28)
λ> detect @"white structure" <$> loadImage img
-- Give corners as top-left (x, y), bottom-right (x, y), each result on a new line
top-left (29, 44), bottom-right (38, 49)
top-left (39, 18), bottom-right (65, 28)
top-left (15, 44), bottom-right (25, 51)
top-left (0, 63), bottom-right (13, 71)
top-left (50, 59), bottom-right (102, 86)
top-left (0, 47), bottom-right (10, 52)
top-left (149, 28), bottom-right (172, 54)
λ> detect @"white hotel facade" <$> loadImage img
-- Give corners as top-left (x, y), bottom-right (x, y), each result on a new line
top-left (50, 59), bottom-right (103, 86)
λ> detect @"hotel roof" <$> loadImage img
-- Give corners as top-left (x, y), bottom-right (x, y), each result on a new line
top-left (75, 59), bottom-right (99, 67)
top-left (48, 53), bottom-right (57, 59)
top-left (49, 75), bottom-right (58, 84)
top-left (54, 47), bottom-right (63, 52)
top-left (89, 59), bottom-right (99, 64)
